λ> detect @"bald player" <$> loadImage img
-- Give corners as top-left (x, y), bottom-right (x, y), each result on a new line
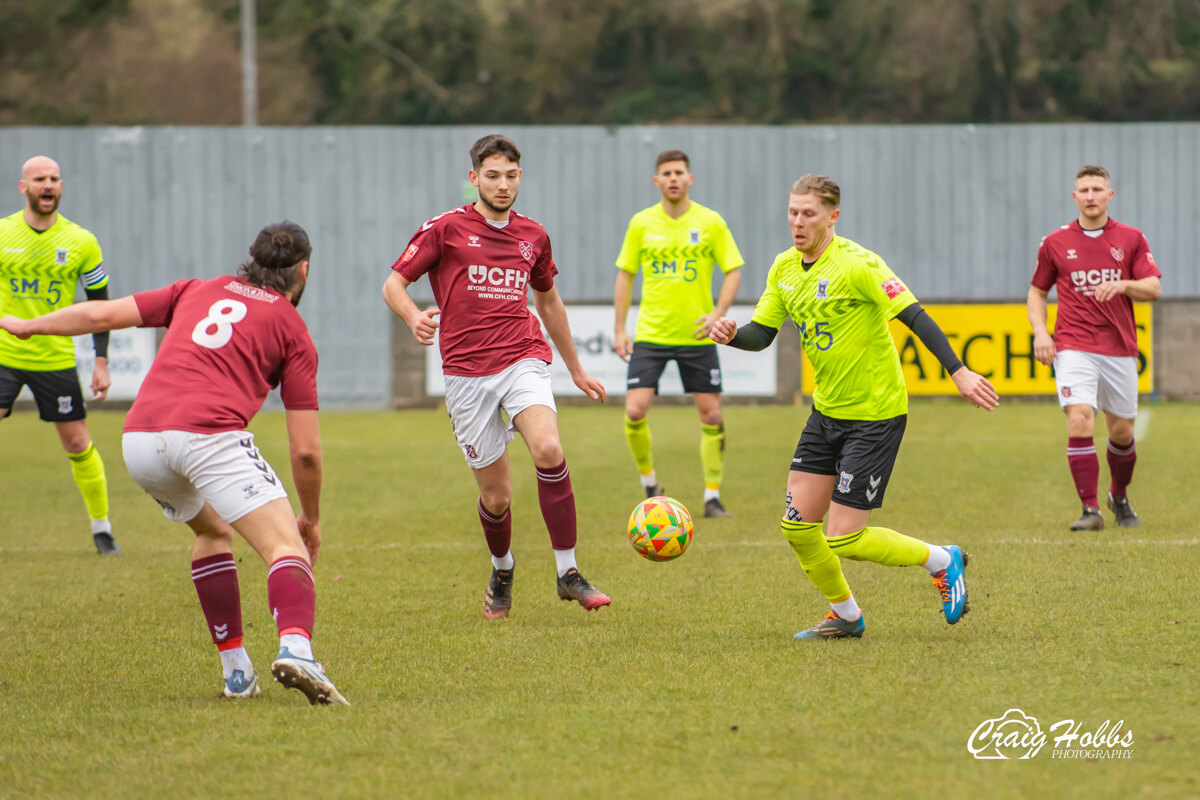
top-left (0, 156), bottom-right (120, 554)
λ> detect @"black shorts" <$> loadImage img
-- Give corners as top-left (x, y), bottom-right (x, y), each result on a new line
top-left (790, 407), bottom-right (907, 510)
top-left (626, 342), bottom-right (722, 394)
top-left (0, 364), bottom-right (87, 422)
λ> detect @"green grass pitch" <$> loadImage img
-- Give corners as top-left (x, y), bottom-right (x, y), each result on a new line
top-left (1, 401), bottom-right (1196, 798)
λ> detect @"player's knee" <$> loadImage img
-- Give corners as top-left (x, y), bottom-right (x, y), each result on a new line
top-left (480, 490), bottom-right (511, 515)
top-left (529, 437), bottom-right (563, 466)
top-left (64, 434), bottom-right (93, 455)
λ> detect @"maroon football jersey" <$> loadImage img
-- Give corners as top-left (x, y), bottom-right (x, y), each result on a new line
top-left (124, 276), bottom-right (318, 433)
top-left (392, 204), bottom-right (557, 377)
top-left (1031, 219), bottom-right (1160, 357)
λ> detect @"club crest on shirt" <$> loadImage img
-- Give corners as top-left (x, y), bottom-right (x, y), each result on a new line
top-left (880, 277), bottom-right (907, 299)
top-left (816, 279), bottom-right (829, 299)
top-left (518, 241), bottom-right (534, 263)
top-left (1110, 246), bottom-right (1125, 262)
top-left (689, 229), bottom-right (701, 244)
top-left (837, 471), bottom-right (854, 493)
top-left (401, 243), bottom-right (420, 263)
top-left (55, 248), bottom-right (69, 265)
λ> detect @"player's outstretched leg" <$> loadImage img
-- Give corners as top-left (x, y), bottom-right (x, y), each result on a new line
top-left (267, 555), bottom-right (349, 706)
top-left (827, 526), bottom-right (970, 624)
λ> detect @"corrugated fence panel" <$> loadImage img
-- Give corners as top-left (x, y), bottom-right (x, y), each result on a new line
top-left (2, 124), bottom-right (1197, 406)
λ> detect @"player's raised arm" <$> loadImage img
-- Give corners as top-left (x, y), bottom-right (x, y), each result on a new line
top-left (533, 285), bottom-right (606, 403)
top-left (382, 271), bottom-right (440, 346)
top-left (0, 296), bottom-right (143, 339)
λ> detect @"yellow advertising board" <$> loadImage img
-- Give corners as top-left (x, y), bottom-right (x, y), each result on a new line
top-left (800, 304), bottom-right (1153, 396)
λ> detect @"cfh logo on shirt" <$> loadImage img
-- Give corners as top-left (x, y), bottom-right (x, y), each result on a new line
top-left (968, 709), bottom-right (1134, 760)
top-left (1070, 268), bottom-right (1123, 287)
top-left (468, 264), bottom-right (528, 290)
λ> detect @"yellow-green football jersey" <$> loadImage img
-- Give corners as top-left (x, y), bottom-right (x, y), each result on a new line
top-left (616, 200), bottom-right (743, 345)
top-left (0, 211), bottom-right (107, 370)
top-left (752, 235), bottom-right (918, 420)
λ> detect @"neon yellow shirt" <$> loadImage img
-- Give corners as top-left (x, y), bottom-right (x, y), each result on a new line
top-left (752, 235), bottom-right (918, 420)
top-left (0, 211), bottom-right (107, 370)
top-left (616, 200), bottom-right (743, 345)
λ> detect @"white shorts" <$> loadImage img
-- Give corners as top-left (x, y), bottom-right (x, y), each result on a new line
top-left (443, 358), bottom-right (557, 469)
top-left (1053, 349), bottom-right (1139, 418)
top-left (122, 430), bottom-right (289, 524)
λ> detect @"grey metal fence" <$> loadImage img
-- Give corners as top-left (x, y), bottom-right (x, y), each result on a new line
top-left (2, 124), bottom-right (1195, 406)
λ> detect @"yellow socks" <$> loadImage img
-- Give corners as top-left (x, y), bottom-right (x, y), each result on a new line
top-left (699, 422), bottom-right (724, 493)
top-left (68, 442), bottom-right (109, 522)
top-left (624, 415), bottom-right (654, 475)
top-left (827, 526), bottom-right (928, 567)
top-left (781, 518), bottom-right (851, 601)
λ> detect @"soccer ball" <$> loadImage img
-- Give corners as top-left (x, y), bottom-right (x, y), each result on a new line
top-left (628, 496), bottom-right (694, 562)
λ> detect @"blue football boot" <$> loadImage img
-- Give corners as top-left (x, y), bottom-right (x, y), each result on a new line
top-left (932, 545), bottom-right (969, 624)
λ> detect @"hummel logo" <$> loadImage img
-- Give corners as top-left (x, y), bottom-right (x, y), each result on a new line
top-left (779, 283), bottom-right (796, 291)
top-left (1067, 249), bottom-right (1077, 259)
top-left (865, 474), bottom-right (882, 501)
top-left (214, 623), bottom-right (229, 641)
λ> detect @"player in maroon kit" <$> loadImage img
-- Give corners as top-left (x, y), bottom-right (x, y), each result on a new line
top-left (383, 134), bottom-right (611, 619)
top-left (0, 222), bottom-right (348, 705)
top-left (1027, 166), bottom-right (1162, 530)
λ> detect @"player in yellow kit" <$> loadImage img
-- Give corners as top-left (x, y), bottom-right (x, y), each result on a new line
top-left (0, 156), bottom-right (119, 554)
top-left (614, 150), bottom-right (743, 517)
top-left (711, 175), bottom-right (999, 639)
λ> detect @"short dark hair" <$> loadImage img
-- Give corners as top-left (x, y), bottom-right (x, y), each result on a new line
top-left (790, 174), bottom-right (841, 209)
top-left (655, 149), bottom-right (690, 171)
top-left (1075, 165), bottom-right (1111, 183)
top-left (238, 221), bottom-right (312, 295)
top-left (470, 135), bottom-right (521, 170)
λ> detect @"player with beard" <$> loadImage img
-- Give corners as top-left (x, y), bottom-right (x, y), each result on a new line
top-left (383, 134), bottom-right (611, 620)
top-left (0, 221), bottom-right (349, 705)
top-left (0, 156), bottom-right (120, 554)
top-left (1027, 165), bottom-right (1162, 530)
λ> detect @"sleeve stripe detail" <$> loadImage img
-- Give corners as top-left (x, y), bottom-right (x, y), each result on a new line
top-left (82, 264), bottom-right (109, 288)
